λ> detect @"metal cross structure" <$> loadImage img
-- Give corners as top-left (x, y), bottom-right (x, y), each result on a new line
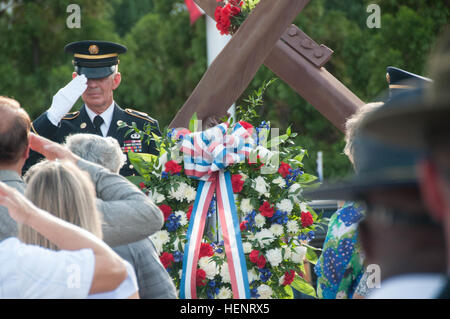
top-left (169, 0), bottom-right (364, 132)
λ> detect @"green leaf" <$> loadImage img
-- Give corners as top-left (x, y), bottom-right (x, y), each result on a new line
top-left (128, 152), bottom-right (157, 177)
top-left (283, 285), bottom-right (294, 299)
top-left (189, 112), bottom-right (198, 132)
top-left (298, 173), bottom-right (318, 184)
top-left (290, 276), bottom-right (317, 298)
top-left (305, 246), bottom-right (318, 265)
top-left (266, 133), bottom-right (289, 149)
top-left (126, 175), bottom-right (146, 188)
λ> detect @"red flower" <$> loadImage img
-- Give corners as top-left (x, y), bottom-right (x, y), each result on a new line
top-left (165, 160), bottom-right (182, 175)
top-left (278, 161), bottom-right (291, 178)
top-left (249, 250), bottom-right (267, 269)
top-left (186, 205), bottom-right (193, 220)
top-left (259, 201), bottom-right (275, 218)
top-left (196, 268), bottom-right (207, 287)
top-left (240, 220), bottom-right (248, 231)
top-left (159, 204), bottom-right (173, 221)
top-left (199, 242), bottom-right (214, 258)
top-left (214, 1), bottom-right (242, 35)
top-left (139, 182), bottom-right (146, 190)
top-left (160, 252), bottom-right (174, 269)
top-left (301, 211), bottom-right (314, 228)
top-left (282, 270), bottom-right (296, 286)
top-left (231, 174), bottom-right (244, 193)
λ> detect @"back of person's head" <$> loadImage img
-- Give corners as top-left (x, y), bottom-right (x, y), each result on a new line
top-left (343, 102), bottom-right (384, 169)
top-left (64, 133), bottom-right (125, 173)
top-left (19, 160), bottom-right (102, 250)
top-left (0, 96), bottom-right (31, 165)
top-left (424, 28), bottom-right (450, 178)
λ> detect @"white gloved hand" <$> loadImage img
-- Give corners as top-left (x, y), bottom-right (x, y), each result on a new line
top-left (47, 74), bottom-right (88, 126)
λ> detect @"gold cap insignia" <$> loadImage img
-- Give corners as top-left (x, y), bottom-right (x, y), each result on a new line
top-left (89, 45), bottom-right (99, 55)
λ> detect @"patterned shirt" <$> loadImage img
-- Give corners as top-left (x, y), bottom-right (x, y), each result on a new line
top-left (314, 201), bottom-right (366, 299)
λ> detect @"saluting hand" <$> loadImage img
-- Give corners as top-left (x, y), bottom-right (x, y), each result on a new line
top-left (29, 133), bottom-right (80, 163)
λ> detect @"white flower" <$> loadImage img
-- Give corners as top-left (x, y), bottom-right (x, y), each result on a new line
top-left (247, 268), bottom-right (259, 283)
top-left (174, 210), bottom-right (188, 226)
top-left (198, 257), bottom-right (219, 280)
top-left (257, 284), bottom-right (273, 299)
top-left (270, 224), bottom-right (284, 237)
top-left (253, 176), bottom-right (268, 195)
top-left (239, 172), bottom-right (249, 181)
top-left (266, 248), bottom-right (283, 267)
top-left (289, 183), bottom-right (301, 194)
top-left (278, 274), bottom-right (286, 286)
top-left (286, 220), bottom-right (299, 234)
top-left (172, 236), bottom-right (185, 251)
top-left (148, 189), bottom-right (165, 204)
top-left (217, 287), bottom-right (232, 299)
top-left (290, 246), bottom-right (307, 264)
top-left (283, 246), bottom-right (292, 260)
top-left (150, 230), bottom-right (170, 254)
top-left (255, 229), bottom-right (275, 247)
top-left (254, 213), bottom-right (266, 228)
top-left (183, 185), bottom-right (197, 202)
top-left (276, 199), bottom-right (294, 214)
top-left (240, 198), bottom-right (254, 214)
top-left (242, 242), bottom-right (253, 254)
top-left (169, 183), bottom-right (187, 201)
top-left (220, 263), bottom-right (231, 283)
top-left (272, 176), bottom-right (286, 188)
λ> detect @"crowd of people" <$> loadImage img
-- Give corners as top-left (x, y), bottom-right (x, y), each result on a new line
top-left (0, 26), bottom-right (449, 298)
top-left (311, 28), bottom-right (450, 298)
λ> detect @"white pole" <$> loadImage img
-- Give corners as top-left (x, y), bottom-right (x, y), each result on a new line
top-left (205, 15), bottom-right (234, 242)
top-left (317, 151), bottom-right (323, 182)
top-left (206, 15), bottom-right (235, 121)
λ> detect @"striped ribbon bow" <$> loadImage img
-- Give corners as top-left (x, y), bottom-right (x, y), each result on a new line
top-left (178, 122), bottom-right (253, 299)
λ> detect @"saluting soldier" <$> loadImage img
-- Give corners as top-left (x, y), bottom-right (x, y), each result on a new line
top-left (26, 40), bottom-right (161, 177)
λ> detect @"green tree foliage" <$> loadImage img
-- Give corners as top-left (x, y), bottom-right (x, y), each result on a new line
top-left (115, 0), bottom-right (206, 126)
top-left (0, 0), bottom-right (448, 179)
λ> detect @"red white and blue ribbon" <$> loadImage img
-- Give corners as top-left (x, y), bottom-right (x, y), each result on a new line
top-left (178, 122), bottom-right (253, 299)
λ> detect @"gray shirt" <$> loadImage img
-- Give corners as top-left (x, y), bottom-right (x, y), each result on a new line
top-left (0, 160), bottom-right (164, 247)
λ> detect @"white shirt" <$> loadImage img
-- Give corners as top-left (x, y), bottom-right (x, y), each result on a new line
top-left (85, 101), bottom-right (115, 137)
top-left (0, 237), bottom-right (95, 299)
top-left (88, 260), bottom-right (138, 299)
top-left (368, 273), bottom-right (446, 299)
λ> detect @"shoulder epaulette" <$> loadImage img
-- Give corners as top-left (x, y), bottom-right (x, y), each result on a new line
top-left (125, 108), bottom-right (156, 123)
top-left (62, 111), bottom-right (80, 120)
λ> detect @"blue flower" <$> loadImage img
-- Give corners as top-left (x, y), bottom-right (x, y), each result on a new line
top-left (208, 195), bottom-right (216, 218)
top-left (244, 210), bottom-right (257, 232)
top-left (284, 168), bottom-right (303, 187)
top-left (173, 251), bottom-right (183, 262)
top-left (307, 231), bottom-right (315, 241)
top-left (259, 268), bottom-right (272, 283)
top-left (161, 171), bottom-right (169, 179)
top-left (270, 210), bottom-right (288, 224)
top-left (250, 287), bottom-right (260, 299)
top-left (206, 280), bottom-right (220, 299)
top-left (165, 214), bottom-right (181, 232)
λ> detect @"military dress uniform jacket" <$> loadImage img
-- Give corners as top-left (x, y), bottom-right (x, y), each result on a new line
top-left (26, 103), bottom-right (161, 177)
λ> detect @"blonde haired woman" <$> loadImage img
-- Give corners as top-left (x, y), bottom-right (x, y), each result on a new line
top-left (19, 160), bottom-right (139, 299)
